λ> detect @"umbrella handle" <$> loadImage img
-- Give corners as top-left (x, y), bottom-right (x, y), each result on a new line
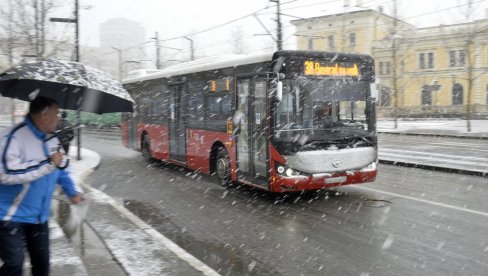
top-left (56, 146), bottom-right (70, 170)
top-left (57, 159), bottom-right (70, 170)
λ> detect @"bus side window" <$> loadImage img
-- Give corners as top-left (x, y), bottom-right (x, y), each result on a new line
top-left (207, 93), bottom-right (231, 120)
top-left (140, 98), bottom-right (151, 116)
top-left (206, 77), bottom-right (232, 132)
top-left (188, 81), bottom-right (205, 128)
top-left (152, 93), bottom-right (165, 116)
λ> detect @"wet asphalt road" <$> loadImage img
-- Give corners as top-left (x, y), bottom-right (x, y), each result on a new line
top-left (82, 133), bottom-right (488, 276)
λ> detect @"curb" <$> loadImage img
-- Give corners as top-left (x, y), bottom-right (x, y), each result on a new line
top-left (80, 184), bottom-right (220, 276)
top-left (378, 159), bottom-right (487, 177)
top-left (78, 149), bottom-right (220, 276)
top-left (378, 130), bottom-right (488, 140)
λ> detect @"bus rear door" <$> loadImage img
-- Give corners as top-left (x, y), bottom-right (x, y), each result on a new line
top-left (127, 113), bottom-right (138, 150)
top-left (235, 77), bottom-right (269, 188)
top-left (169, 83), bottom-right (187, 163)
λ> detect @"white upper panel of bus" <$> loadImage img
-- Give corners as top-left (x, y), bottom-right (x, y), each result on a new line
top-left (122, 52), bottom-right (275, 84)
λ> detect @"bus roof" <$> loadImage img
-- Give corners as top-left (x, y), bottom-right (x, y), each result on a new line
top-left (122, 52), bottom-right (274, 84)
top-left (122, 50), bottom-right (374, 84)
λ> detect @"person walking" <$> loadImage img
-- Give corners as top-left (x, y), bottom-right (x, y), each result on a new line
top-left (0, 96), bottom-right (83, 276)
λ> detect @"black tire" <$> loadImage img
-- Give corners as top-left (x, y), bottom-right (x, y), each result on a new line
top-left (215, 148), bottom-right (232, 186)
top-left (141, 134), bottom-right (152, 162)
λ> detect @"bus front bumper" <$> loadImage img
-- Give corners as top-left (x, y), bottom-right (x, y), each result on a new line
top-left (270, 168), bottom-right (377, 192)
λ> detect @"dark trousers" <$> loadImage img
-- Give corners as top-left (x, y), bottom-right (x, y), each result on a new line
top-left (0, 221), bottom-right (50, 276)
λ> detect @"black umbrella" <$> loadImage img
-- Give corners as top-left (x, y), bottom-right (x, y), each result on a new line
top-left (0, 58), bottom-right (134, 114)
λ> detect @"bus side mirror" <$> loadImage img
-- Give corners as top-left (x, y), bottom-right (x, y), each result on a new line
top-left (275, 81), bottom-right (283, 102)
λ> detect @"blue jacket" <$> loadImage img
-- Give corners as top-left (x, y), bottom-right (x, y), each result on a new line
top-left (0, 117), bottom-right (78, 223)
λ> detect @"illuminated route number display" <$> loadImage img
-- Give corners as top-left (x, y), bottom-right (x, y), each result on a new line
top-left (304, 61), bottom-right (359, 77)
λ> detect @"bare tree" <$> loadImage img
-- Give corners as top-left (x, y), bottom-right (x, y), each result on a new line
top-left (459, 0), bottom-right (484, 132)
top-left (0, 0), bottom-right (68, 64)
top-left (0, 0), bottom-right (22, 67)
top-left (0, 0), bottom-right (67, 120)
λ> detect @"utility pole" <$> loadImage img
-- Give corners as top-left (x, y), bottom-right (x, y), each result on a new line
top-left (184, 36), bottom-right (194, 61)
top-left (151, 32), bottom-right (161, 69)
top-left (51, 0), bottom-right (82, 160)
top-left (31, 0), bottom-right (48, 58)
top-left (270, 0), bottom-right (283, 50)
top-left (111, 47), bottom-right (123, 80)
top-left (7, 0), bottom-right (16, 124)
top-left (392, 0), bottom-right (399, 129)
top-left (34, 0), bottom-right (40, 57)
top-left (74, 0), bottom-right (79, 62)
top-left (74, 0), bottom-right (81, 160)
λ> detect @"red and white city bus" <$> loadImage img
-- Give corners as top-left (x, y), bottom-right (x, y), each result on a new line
top-left (121, 50), bottom-right (378, 192)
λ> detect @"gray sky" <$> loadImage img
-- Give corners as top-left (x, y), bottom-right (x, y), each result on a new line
top-left (71, 0), bottom-right (488, 59)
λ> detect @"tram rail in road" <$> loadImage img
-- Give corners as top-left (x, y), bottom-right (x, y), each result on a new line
top-left (1, 120), bottom-right (486, 176)
top-left (378, 147), bottom-right (488, 176)
top-left (80, 128), bottom-right (488, 176)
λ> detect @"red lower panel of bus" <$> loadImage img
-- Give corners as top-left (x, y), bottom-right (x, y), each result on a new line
top-left (186, 129), bottom-right (234, 174)
top-left (269, 170), bottom-right (377, 193)
top-left (132, 124), bottom-right (375, 193)
top-left (121, 122), bottom-right (128, 148)
top-left (139, 123), bottom-right (169, 161)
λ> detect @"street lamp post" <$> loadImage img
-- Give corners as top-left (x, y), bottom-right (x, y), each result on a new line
top-left (269, 0), bottom-right (283, 50)
top-left (151, 32), bottom-right (161, 69)
top-left (183, 36), bottom-right (194, 61)
top-left (50, 0), bottom-right (82, 160)
top-left (111, 47), bottom-right (122, 81)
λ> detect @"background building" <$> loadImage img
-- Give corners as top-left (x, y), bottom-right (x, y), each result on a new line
top-left (98, 18), bottom-right (149, 80)
top-left (292, 5), bottom-right (488, 118)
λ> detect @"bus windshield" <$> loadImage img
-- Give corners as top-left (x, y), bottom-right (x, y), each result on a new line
top-left (273, 76), bottom-right (374, 145)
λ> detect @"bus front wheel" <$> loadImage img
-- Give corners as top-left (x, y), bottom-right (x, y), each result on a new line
top-left (216, 148), bottom-right (232, 186)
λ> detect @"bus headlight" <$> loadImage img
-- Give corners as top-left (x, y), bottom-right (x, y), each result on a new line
top-left (277, 166), bottom-right (285, 174)
top-left (285, 168), bottom-right (295, 177)
top-left (275, 163), bottom-right (303, 177)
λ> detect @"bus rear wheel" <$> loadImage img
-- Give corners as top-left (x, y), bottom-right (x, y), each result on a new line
top-left (216, 148), bottom-right (232, 186)
top-left (141, 134), bottom-right (152, 162)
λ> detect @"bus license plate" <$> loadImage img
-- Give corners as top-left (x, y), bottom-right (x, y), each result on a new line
top-left (325, 176), bottom-right (346, 184)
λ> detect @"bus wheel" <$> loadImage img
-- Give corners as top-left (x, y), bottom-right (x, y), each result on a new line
top-left (216, 148), bottom-right (232, 186)
top-left (141, 134), bottom-right (152, 161)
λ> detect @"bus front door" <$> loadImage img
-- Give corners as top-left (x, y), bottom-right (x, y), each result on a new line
top-left (169, 84), bottom-right (187, 163)
top-left (235, 78), bottom-right (269, 188)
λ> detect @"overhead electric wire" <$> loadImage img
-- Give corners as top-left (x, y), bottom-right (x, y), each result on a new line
top-left (83, 6), bottom-right (269, 60)
top-left (157, 6), bottom-right (269, 42)
top-left (85, 0), bottom-right (487, 63)
top-left (289, 0), bottom-right (486, 35)
top-left (218, 0), bottom-right (480, 52)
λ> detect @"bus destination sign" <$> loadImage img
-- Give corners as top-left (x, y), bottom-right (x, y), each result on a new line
top-left (304, 61), bottom-right (359, 77)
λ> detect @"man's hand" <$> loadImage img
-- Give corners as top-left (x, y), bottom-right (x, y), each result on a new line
top-left (50, 152), bottom-right (64, 167)
top-left (69, 194), bottom-right (84, 204)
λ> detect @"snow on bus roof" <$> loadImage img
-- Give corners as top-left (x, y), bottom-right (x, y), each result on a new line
top-left (123, 52), bottom-right (274, 84)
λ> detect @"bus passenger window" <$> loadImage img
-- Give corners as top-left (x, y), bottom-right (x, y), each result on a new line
top-left (207, 93), bottom-right (231, 120)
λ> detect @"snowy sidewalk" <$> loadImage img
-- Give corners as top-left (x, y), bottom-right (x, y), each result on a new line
top-left (377, 119), bottom-right (488, 139)
top-left (52, 147), bottom-right (219, 276)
